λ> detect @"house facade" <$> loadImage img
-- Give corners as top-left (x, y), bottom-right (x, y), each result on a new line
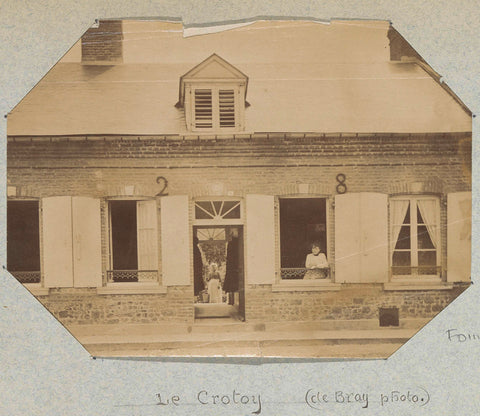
top-left (6, 19), bottom-right (471, 328)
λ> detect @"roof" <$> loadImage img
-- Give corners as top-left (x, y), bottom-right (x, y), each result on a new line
top-left (7, 20), bottom-right (472, 136)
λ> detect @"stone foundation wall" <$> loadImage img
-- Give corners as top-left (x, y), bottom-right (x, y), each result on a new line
top-left (34, 283), bottom-right (469, 326)
top-left (36, 286), bottom-right (193, 325)
top-left (244, 283), bottom-right (469, 322)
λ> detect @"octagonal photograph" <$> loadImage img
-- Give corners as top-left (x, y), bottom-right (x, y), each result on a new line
top-left (6, 18), bottom-right (472, 358)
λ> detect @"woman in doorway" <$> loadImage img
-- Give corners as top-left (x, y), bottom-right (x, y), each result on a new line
top-left (304, 241), bottom-right (329, 279)
top-left (207, 262), bottom-right (222, 303)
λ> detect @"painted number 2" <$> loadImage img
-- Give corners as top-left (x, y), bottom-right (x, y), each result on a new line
top-left (336, 173), bottom-right (347, 194)
top-left (155, 176), bottom-right (169, 196)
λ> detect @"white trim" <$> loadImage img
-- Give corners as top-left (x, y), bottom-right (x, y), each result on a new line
top-left (384, 281), bottom-right (453, 291)
top-left (97, 282), bottom-right (167, 295)
top-left (23, 283), bottom-right (49, 296)
top-left (272, 280), bottom-right (341, 292)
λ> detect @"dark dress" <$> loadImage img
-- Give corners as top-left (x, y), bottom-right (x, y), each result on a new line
top-left (193, 237), bottom-right (204, 295)
top-left (223, 237), bottom-right (239, 292)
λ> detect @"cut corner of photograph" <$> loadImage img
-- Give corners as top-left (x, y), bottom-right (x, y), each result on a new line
top-left (5, 16), bottom-right (472, 359)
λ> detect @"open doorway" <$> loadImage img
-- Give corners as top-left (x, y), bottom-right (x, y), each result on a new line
top-left (193, 226), bottom-right (244, 321)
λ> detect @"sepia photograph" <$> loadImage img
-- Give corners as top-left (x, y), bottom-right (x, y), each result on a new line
top-left (6, 17), bottom-right (472, 358)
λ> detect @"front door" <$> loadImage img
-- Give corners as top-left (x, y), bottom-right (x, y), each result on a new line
top-left (193, 225), bottom-right (245, 320)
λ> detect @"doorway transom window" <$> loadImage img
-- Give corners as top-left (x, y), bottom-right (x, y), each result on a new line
top-left (195, 200), bottom-right (241, 221)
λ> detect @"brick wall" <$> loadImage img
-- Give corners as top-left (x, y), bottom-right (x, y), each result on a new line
top-left (7, 133), bottom-right (471, 324)
top-left (81, 20), bottom-right (123, 63)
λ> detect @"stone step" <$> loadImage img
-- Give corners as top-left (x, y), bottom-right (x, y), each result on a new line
top-left (87, 337), bottom-right (409, 358)
top-left (194, 303), bottom-right (235, 318)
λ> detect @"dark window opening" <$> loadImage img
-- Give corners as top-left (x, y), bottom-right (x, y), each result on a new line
top-left (7, 201), bottom-right (41, 283)
top-left (279, 198), bottom-right (328, 279)
top-left (110, 200), bottom-right (138, 281)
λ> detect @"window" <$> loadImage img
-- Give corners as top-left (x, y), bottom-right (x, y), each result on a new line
top-left (390, 196), bottom-right (440, 277)
top-left (179, 54), bottom-right (247, 133)
top-left (108, 200), bottom-right (158, 283)
top-left (191, 86), bottom-right (239, 131)
top-left (195, 200), bottom-right (241, 221)
top-left (193, 88), bottom-right (236, 129)
top-left (279, 198), bottom-right (329, 280)
top-left (7, 200), bottom-right (41, 284)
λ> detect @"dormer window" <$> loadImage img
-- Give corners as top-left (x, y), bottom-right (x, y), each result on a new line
top-left (193, 87), bottom-right (237, 129)
top-left (179, 54), bottom-right (248, 132)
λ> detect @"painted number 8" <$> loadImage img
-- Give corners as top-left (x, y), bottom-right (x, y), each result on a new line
top-left (336, 173), bottom-right (347, 194)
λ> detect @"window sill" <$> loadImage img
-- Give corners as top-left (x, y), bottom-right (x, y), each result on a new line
top-left (272, 279), bottom-right (341, 292)
top-left (23, 284), bottom-right (49, 296)
top-left (97, 282), bottom-right (167, 295)
top-left (384, 278), bottom-right (453, 291)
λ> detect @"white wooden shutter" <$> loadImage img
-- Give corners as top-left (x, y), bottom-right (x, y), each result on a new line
top-left (246, 195), bottom-right (275, 285)
top-left (72, 197), bottom-right (102, 288)
top-left (161, 195), bottom-right (190, 286)
top-left (335, 193), bottom-right (361, 283)
top-left (360, 193), bottom-right (389, 282)
top-left (219, 89), bottom-right (235, 128)
top-left (42, 196), bottom-right (74, 288)
top-left (447, 191), bottom-right (471, 282)
top-left (335, 193), bottom-right (388, 283)
top-left (194, 89), bottom-right (213, 129)
top-left (137, 200), bottom-right (159, 271)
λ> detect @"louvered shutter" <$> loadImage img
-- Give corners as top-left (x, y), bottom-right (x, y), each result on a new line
top-left (219, 89), bottom-right (235, 128)
top-left (137, 200), bottom-right (159, 272)
top-left (245, 195), bottom-right (275, 285)
top-left (194, 89), bottom-right (213, 129)
top-left (335, 193), bottom-right (388, 283)
top-left (161, 195), bottom-right (190, 286)
top-left (72, 197), bottom-right (102, 288)
top-left (42, 196), bottom-right (74, 288)
top-left (447, 192), bottom-right (471, 282)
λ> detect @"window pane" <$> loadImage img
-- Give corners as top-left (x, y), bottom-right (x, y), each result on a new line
top-left (212, 201), bottom-right (223, 216)
top-left (7, 201), bottom-right (40, 273)
top-left (195, 201), bottom-right (214, 219)
top-left (417, 206), bottom-right (424, 224)
top-left (418, 251), bottom-right (437, 274)
top-left (222, 203), bottom-right (241, 219)
top-left (417, 225), bottom-right (435, 249)
top-left (394, 225), bottom-right (411, 249)
top-left (402, 205), bottom-right (410, 224)
top-left (111, 200), bottom-right (138, 272)
top-left (418, 251), bottom-right (436, 266)
top-left (392, 251), bottom-right (411, 275)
